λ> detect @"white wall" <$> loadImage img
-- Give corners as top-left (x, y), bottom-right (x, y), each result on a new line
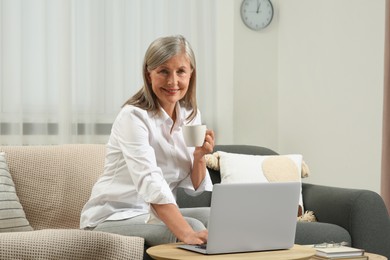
top-left (233, 0), bottom-right (280, 150)
top-left (215, 0), bottom-right (235, 144)
top-left (278, 0), bottom-right (385, 192)
top-left (216, 0), bottom-right (386, 193)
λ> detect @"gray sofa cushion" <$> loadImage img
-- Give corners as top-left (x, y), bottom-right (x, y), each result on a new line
top-left (295, 222), bottom-right (351, 245)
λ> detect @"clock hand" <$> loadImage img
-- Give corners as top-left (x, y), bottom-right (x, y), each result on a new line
top-left (256, 0), bottom-right (261, 13)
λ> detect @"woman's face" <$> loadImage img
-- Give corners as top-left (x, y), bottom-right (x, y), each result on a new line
top-left (148, 53), bottom-right (192, 116)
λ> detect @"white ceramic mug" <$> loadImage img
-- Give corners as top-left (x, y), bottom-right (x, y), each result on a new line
top-left (182, 125), bottom-right (207, 147)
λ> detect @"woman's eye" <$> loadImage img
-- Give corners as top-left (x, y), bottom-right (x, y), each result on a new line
top-left (160, 70), bottom-right (168, 74)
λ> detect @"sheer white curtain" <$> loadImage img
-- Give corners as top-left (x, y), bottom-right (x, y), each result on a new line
top-left (0, 0), bottom-right (216, 145)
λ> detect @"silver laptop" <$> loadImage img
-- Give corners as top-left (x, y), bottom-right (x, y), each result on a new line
top-left (178, 182), bottom-right (300, 255)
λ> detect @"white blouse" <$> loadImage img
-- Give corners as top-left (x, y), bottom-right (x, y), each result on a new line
top-left (80, 103), bottom-right (213, 229)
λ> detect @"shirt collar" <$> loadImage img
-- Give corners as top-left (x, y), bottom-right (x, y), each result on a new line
top-left (154, 102), bottom-right (185, 128)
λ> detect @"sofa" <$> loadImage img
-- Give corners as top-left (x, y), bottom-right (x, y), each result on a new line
top-left (0, 144), bottom-right (144, 260)
top-left (177, 145), bottom-right (390, 259)
top-left (1, 144), bottom-right (389, 259)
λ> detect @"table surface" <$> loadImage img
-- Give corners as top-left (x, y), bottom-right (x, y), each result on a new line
top-left (363, 252), bottom-right (388, 260)
top-left (146, 243), bottom-right (316, 260)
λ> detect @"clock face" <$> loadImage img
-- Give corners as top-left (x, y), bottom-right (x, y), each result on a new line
top-left (240, 0), bottom-right (274, 31)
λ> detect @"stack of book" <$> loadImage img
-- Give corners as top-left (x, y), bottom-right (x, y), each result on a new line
top-left (309, 245), bottom-right (366, 260)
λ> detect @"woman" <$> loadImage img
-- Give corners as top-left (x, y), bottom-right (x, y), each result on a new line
top-left (80, 35), bottom-right (214, 246)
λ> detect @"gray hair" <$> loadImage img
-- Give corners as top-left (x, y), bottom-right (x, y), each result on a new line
top-left (123, 35), bottom-right (198, 122)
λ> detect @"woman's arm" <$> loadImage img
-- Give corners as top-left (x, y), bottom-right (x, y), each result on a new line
top-left (151, 203), bottom-right (208, 244)
top-left (191, 129), bottom-right (215, 189)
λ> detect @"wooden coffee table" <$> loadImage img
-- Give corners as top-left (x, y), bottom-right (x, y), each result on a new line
top-left (146, 243), bottom-right (316, 260)
top-left (363, 252), bottom-right (387, 260)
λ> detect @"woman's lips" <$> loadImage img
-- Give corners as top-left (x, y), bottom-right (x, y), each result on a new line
top-left (163, 88), bottom-right (179, 94)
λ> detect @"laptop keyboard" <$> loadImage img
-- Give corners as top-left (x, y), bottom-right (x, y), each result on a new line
top-left (196, 244), bottom-right (207, 250)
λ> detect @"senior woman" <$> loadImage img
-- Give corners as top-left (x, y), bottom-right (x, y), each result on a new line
top-left (80, 35), bottom-right (214, 247)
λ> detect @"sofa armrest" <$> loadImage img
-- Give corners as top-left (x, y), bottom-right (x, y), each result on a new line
top-left (302, 183), bottom-right (390, 258)
top-left (0, 229), bottom-right (144, 260)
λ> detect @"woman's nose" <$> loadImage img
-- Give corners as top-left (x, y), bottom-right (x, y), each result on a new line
top-left (167, 73), bottom-right (178, 86)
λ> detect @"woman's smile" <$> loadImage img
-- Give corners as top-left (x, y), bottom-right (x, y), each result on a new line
top-left (162, 87), bottom-right (180, 95)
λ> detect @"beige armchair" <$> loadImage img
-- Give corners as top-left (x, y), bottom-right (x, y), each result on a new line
top-left (0, 144), bottom-right (144, 260)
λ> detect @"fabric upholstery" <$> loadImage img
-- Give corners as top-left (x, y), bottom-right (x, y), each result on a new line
top-left (1, 144), bottom-right (389, 259)
top-left (295, 221), bottom-right (351, 245)
top-left (207, 145), bottom-right (278, 184)
top-left (303, 183), bottom-right (390, 258)
top-left (0, 229), bottom-right (144, 260)
top-left (0, 152), bottom-right (33, 232)
top-left (178, 144), bottom-right (390, 259)
top-left (217, 151), bottom-right (304, 214)
top-left (0, 144), bottom-right (144, 260)
top-left (0, 144), bottom-right (105, 230)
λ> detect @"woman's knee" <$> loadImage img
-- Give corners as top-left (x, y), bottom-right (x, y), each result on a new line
top-left (180, 207), bottom-right (210, 228)
top-left (184, 217), bottom-right (206, 231)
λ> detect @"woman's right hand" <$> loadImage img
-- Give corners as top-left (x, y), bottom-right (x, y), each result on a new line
top-left (181, 229), bottom-right (208, 245)
top-left (151, 203), bottom-right (208, 245)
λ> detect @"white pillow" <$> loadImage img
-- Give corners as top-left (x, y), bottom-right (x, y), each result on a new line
top-left (218, 151), bottom-right (304, 215)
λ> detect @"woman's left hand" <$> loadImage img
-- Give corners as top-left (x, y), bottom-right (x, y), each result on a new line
top-left (194, 129), bottom-right (215, 158)
top-left (192, 129), bottom-right (214, 189)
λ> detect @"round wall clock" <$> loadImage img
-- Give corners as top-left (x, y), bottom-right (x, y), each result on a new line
top-left (240, 0), bottom-right (274, 31)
